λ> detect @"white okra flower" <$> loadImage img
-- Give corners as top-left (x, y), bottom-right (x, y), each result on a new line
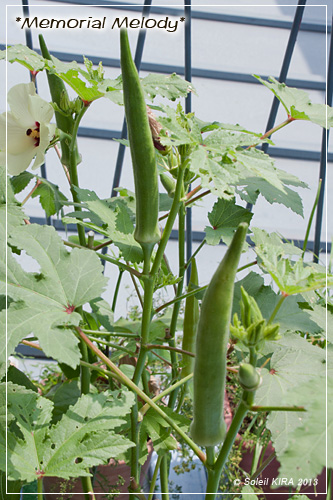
top-left (0, 82), bottom-right (56, 175)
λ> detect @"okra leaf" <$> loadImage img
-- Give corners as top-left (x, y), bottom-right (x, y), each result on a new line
top-left (189, 146), bottom-right (236, 199)
top-left (31, 178), bottom-right (67, 217)
top-left (255, 338), bottom-right (326, 407)
top-left (2, 384), bottom-right (135, 482)
top-left (140, 407), bottom-right (189, 457)
top-left (236, 176), bottom-right (305, 216)
top-left (10, 171), bottom-right (35, 194)
top-left (1, 44), bottom-right (46, 72)
top-left (64, 187), bottom-right (143, 263)
top-left (47, 56), bottom-right (104, 102)
top-left (0, 224), bottom-right (108, 376)
top-left (252, 228), bottom-right (331, 294)
top-left (255, 75), bottom-right (333, 128)
top-left (205, 197), bottom-right (252, 246)
top-left (271, 368), bottom-right (332, 482)
top-left (141, 73), bottom-right (195, 101)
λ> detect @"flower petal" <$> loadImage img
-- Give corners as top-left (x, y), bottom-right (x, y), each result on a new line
top-left (7, 82), bottom-right (36, 127)
top-left (5, 113), bottom-right (34, 154)
top-left (28, 95), bottom-right (54, 124)
top-left (4, 148), bottom-right (36, 176)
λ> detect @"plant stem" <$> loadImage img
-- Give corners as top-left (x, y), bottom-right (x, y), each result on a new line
top-left (152, 167), bottom-right (185, 276)
top-left (160, 456), bottom-right (170, 500)
top-left (250, 405), bottom-right (306, 412)
top-left (86, 335), bottom-right (135, 355)
top-left (185, 238), bottom-right (206, 268)
top-left (37, 477), bottom-right (43, 500)
top-left (95, 251), bottom-right (142, 278)
top-left (79, 337), bottom-right (90, 395)
top-left (77, 328), bottom-right (206, 462)
top-left (140, 373), bottom-right (193, 416)
top-left (146, 344), bottom-right (195, 357)
top-left (154, 260), bottom-right (254, 315)
top-left (80, 328), bottom-right (138, 338)
top-left (148, 455), bottom-right (162, 500)
top-left (80, 360), bottom-right (122, 383)
top-left (112, 269), bottom-right (124, 313)
top-left (129, 270), bottom-right (144, 309)
top-left (268, 294), bottom-right (286, 324)
top-left (68, 105), bottom-right (89, 247)
top-left (154, 284), bottom-right (208, 314)
top-left (21, 178), bottom-right (41, 206)
top-left (327, 469), bottom-right (332, 500)
top-left (302, 179), bottom-right (322, 258)
top-left (237, 260), bottom-right (257, 273)
top-left (250, 451), bottom-right (276, 480)
top-left (206, 446), bottom-right (216, 467)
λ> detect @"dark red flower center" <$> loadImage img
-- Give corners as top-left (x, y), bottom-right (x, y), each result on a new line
top-left (26, 121), bottom-right (40, 147)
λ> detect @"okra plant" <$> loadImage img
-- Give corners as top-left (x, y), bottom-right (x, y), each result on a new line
top-left (0, 29), bottom-right (332, 500)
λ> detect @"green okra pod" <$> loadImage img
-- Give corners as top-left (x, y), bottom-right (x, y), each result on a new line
top-left (181, 259), bottom-right (199, 383)
top-left (120, 29), bottom-right (160, 257)
top-left (190, 222), bottom-right (248, 447)
top-left (38, 35), bottom-right (80, 168)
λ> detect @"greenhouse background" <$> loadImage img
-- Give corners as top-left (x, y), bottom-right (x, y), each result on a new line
top-left (1, 0), bottom-right (332, 345)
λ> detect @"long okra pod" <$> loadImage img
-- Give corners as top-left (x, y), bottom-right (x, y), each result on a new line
top-left (120, 29), bottom-right (160, 262)
top-left (190, 223), bottom-right (248, 447)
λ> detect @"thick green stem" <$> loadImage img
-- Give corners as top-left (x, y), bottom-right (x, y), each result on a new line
top-left (205, 469), bottom-right (222, 500)
top-left (168, 204), bottom-right (186, 381)
top-left (37, 477), bottom-right (43, 500)
top-left (132, 276), bottom-right (155, 385)
top-left (80, 477), bottom-right (96, 500)
top-left (151, 166), bottom-right (185, 277)
top-left (68, 105), bottom-right (89, 247)
top-left (160, 456), bottom-right (170, 500)
top-left (79, 336), bottom-right (90, 395)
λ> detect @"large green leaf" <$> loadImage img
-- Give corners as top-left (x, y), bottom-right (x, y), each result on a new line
top-left (255, 75), bottom-right (333, 128)
top-left (31, 178), bottom-right (67, 217)
top-left (255, 337), bottom-right (326, 406)
top-left (205, 197), bottom-right (252, 246)
top-left (63, 187), bottom-right (143, 263)
top-left (273, 369), bottom-right (332, 482)
top-left (141, 73), bottom-right (195, 101)
top-left (251, 228), bottom-right (330, 295)
top-left (1, 384), bottom-right (135, 482)
top-left (1, 45), bottom-right (45, 72)
top-left (0, 224), bottom-right (108, 375)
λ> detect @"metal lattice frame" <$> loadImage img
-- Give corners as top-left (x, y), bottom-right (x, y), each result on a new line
top-left (13, 0), bottom-right (333, 266)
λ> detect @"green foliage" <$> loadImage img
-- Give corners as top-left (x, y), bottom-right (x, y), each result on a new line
top-left (31, 178), bottom-right (67, 217)
top-left (140, 406), bottom-right (190, 458)
top-left (1, 44), bottom-right (45, 71)
top-left (252, 228), bottom-right (331, 294)
top-left (63, 187), bottom-right (143, 263)
top-left (141, 73), bottom-right (195, 101)
top-left (1, 383), bottom-right (135, 482)
top-left (0, 224), bottom-right (108, 376)
top-left (255, 75), bottom-right (333, 128)
top-left (233, 272), bottom-right (320, 336)
top-left (205, 197), bottom-right (253, 246)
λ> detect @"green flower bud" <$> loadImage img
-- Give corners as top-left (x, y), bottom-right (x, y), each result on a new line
top-left (238, 363), bottom-right (261, 391)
